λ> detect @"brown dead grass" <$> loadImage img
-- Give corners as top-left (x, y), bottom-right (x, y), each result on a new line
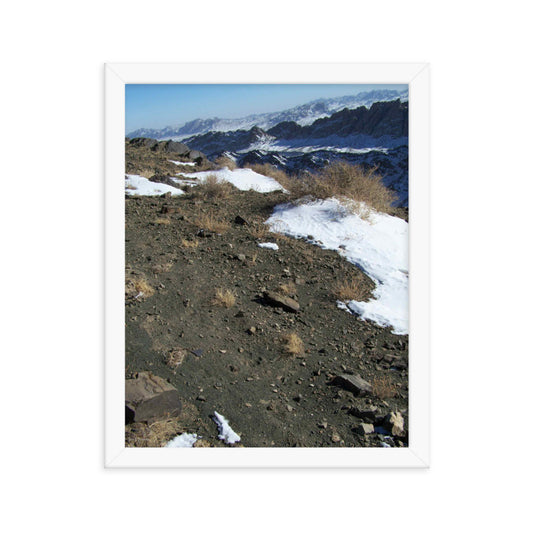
top-left (154, 217), bottom-right (171, 225)
top-left (295, 162), bottom-right (396, 215)
top-left (371, 375), bottom-right (399, 399)
top-left (212, 288), bottom-right (236, 308)
top-left (248, 223), bottom-right (270, 240)
top-left (193, 212), bottom-right (230, 234)
top-left (250, 161), bottom-right (396, 215)
top-left (192, 175), bottom-right (236, 200)
top-left (164, 348), bottom-right (188, 372)
top-left (278, 281), bottom-right (297, 296)
top-left (215, 155), bottom-right (237, 170)
top-left (332, 276), bottom-right (372, 302)
top-left (181, 238), bottom-right (199, 248)
top-left (125, 274), bottom-right (155, 299)
top-left (281, 332), bottom-right (304, 356)
top-left (125, 418), bottom-right (185, 448)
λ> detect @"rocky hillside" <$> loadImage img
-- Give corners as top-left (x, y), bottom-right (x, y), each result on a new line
top-left (125, 162), bottom-right (409, 448)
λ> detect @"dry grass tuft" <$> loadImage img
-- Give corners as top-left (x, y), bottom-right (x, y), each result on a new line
top-left (193, 212), bottom-right (230, 234)
top-left (192, 175), bottom-right (235, 200)
top-left (126, 274), bottom-right (155, 299)
top-left (248, 223), bottom-right (270, 240)
top-left (215, 155), bottom-right (238, 170)
top-left (125, 418), bottom-right (185, 448)
top-left (371, 375), bottom-right (399, 399)
top-left (164, 348), bottom-right (188, 372)
top-left (154, 217), bottom-right (171, 225)
top-left (181, 238), bottom-right (199, 248)
top-left (212, 288), bottom-right (236, 308)
top-left (293, 162), bottom-right (396, 215)
top-left (278, 281), bottom-right (297, 296)
top-left (281, 332), bottom-right (304, 356)
top-left (332, 276), bottom-right (372, 302)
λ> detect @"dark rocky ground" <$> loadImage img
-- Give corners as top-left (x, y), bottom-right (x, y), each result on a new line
top-left (125, 186), bottom-right (409, 447)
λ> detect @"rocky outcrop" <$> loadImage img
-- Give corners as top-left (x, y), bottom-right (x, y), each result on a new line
top-left (127, 138), bottom-right (207, 163)
top-left (268, 100), bottom-right (408, 139)
top-left (125, 372), bottom-right (182, 423)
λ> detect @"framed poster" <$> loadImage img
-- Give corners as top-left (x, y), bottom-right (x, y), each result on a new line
top-left (105, 63), bottom-right (429, 467)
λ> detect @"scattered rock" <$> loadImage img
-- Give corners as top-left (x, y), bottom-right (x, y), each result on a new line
top-left (125, 372), bottom-right (182, 423)
top-left (383, 411), bottom-right (405, 437)
top-left (331, 374), bottom-right (372, 396)
top-left (354, 423), bottom-right (374, 435)
top-left (236, 253), bottom-right (246, 262)
top-left (262, 291), bottom-right (300, 313)
top-left (349, 405), bottom-right (378, 421)
top-left (331, 431), bottom-right (342, 443)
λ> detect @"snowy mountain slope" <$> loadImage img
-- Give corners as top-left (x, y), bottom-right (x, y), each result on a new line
top-left (127, 89), bottom-right (408, 140)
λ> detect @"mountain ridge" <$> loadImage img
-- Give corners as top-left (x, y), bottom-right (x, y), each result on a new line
top-left (127, 89), bottom-right (408, 140)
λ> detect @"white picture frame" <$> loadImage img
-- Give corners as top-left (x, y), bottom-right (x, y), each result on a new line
top-left (105, 63), bottom-right (430, 468)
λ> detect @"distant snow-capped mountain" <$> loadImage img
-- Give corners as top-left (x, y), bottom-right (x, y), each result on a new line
top-left (127, 89), bottom-right (408, 140)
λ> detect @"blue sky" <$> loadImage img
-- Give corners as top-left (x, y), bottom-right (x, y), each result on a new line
top-left (125, 84), bottom-right (407, 132)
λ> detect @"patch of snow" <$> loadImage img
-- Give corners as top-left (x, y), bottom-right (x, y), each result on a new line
top-left (257, 242), bottom-right (279, 250)
top-left (213, 411), bottom-right (241, 444)
top-left (125, 174), bottom-right (184, 196)
top-left (180, 168), bottom-right (286, 193)
top-left (169, 160), bottom-right (196, 167)
top-left (165, 433), bottom-right (198, 447)
top-left (267, 198), bottom-right (408, 335)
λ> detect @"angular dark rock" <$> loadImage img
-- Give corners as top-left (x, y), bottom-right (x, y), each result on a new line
top-left (125, 372), bottom-right (182, 423)
top-left (331, 374), bottom-right (372, 396)
top-left (262, 291), bottom-right (300, 313)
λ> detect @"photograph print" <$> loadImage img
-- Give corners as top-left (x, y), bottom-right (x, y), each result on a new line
top-left (123, 83), bottom-right (409, 449)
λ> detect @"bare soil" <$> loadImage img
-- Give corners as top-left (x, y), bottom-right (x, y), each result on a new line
top-left (125, 189), bottom-right (408, 447)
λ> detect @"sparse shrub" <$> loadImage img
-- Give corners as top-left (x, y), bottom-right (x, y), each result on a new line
top-left (193, 212), bottom-right (230, 234)
top-left (332, 276), bottom-right (373, 302)
top-left (371, 375), bottom-right (398, 399)
top-left (125, 418), bottom-right (185, 448)
top-left (298, 162), bottom-right (396, 215)
top-left (278, 281), bottom-right (297, 296)
top-left (215, 155), bottom-right (237, 170)
top-left (281, 332), bottom-right (304, 355)
top-left (249, 223), bottom-right (269, 239)
top-left (181, 238), bottom-right (199, 248)
top-left (192, 175), bottom-right (235, 200)
top-left (165, 348), bottom-right (188, 372)
top-left (254, 161), bottom-right (396, 215)
top-left (125, 274), bottom-right (155, 300)
top-left (212, 288), bottom-right (236, 308)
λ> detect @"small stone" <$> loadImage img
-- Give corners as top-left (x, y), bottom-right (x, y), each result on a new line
top-left (287, 405), bottom-right (294, 412)
top-left (196, 395), bottom-right (206, 402)
top-left (247, 326), bottom-right (257, 335)
top-left (245, 402), bottom-right (252, 408)
top-left (318, 421), bottom-right (328, 429)
top-left (331, 432), bottom-right (341, 443)
top-left (236, 254), bottom-right (246, 262)
top-left (354, 423), bottom-right (374, 435)
top-left (383, 412), bottom-right (405, 436)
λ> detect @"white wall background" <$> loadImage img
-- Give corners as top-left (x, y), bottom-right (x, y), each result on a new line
top-left (1, 1), bottom-right (531, 531)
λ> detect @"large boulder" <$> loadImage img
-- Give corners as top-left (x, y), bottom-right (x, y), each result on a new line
top-left (125, 372), bottom-right (182, 424)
